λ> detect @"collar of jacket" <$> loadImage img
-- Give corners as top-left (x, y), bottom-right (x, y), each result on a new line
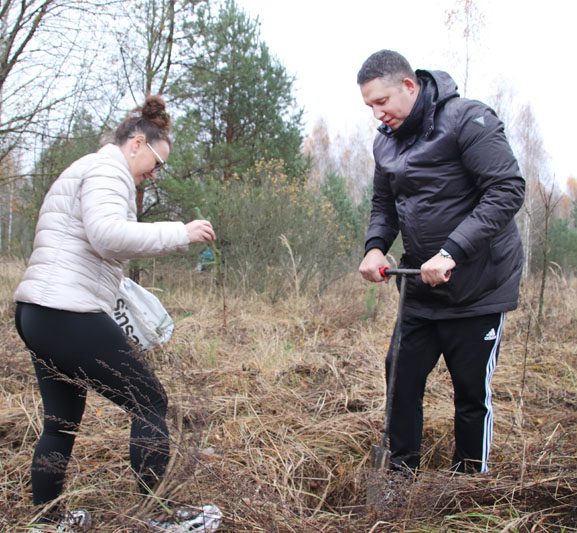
top-left (98, 143), bottom-right (132, 173)
top-left (378, 77), bottom-right (427, 140)
top-left (378, 70), bottom-right (458, 140)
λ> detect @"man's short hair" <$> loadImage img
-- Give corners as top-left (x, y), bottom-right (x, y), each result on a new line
top-left (357, 50), bottom-right (417, 85)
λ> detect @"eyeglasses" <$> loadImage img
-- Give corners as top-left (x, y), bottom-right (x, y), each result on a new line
top-left (146, 142), bottom-right (166, 171)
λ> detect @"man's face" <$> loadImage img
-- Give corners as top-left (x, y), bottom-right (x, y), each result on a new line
top-left (360, 77), bottom-right (419, 130)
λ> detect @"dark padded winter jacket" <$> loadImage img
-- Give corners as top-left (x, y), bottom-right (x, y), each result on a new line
top-left (365, 69), bottom-right (525, 319)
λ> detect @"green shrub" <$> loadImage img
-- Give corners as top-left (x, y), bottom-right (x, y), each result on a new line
top-left (159, 160), bottom-right (364, 299)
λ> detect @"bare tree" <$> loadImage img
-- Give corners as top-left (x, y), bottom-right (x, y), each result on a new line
top-left (115, 0), bottom-right (182, 101)
top-left (0, 1), bottom-right (140, 256)
top-left (514, 103), bottom-right (550, 277)
top-left (0, 151), bottom-right (18, 253)
top-left (445, 0), bottom-right (485, 96)
top-left (332, 120), bottom-right (375, 203)
top-left (303, 116), bottom-right (374, 203)
top-left (303, 117), bottom-right (334, 191)
top-left (0, 1), bottom-right (125, 163)
top-left (0, 1), bottom-right (59, 160)
top-left (565, 176), bottom-right (577, 227)
top-left (507, 102), bottom-right (562, 333)
top-left (534, 177), bottom-right (562, 332)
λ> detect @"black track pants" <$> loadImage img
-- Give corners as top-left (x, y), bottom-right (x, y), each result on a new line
top-left (386, 312), bottom-right (504, 473)
top-left (15, 302), bottom-right (169, 506)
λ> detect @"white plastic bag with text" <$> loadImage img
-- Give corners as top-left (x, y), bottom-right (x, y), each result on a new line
top-left (112, 277), bottom-right (174, 350)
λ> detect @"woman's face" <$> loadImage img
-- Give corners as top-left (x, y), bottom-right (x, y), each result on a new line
top-left (130, 138), bottom-right (170, 186)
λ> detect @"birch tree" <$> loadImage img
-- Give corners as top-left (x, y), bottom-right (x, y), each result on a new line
top-left (445, 0), bottom-right (485, 96)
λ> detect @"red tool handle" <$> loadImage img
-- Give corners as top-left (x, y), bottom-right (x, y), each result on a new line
top-left (379, 267), bottom-right (421, 277)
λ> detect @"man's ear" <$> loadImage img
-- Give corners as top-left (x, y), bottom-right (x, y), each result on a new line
top-left (402, 77), bottom-right (418, 95)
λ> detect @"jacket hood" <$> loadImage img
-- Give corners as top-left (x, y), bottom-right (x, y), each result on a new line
top-left (415, 69), bottom-right (459, 137)
top-left (416, 69), bottom-right (459, 103)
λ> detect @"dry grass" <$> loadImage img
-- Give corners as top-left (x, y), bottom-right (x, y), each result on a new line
top-left (1, 260), bottom-right (576, 532)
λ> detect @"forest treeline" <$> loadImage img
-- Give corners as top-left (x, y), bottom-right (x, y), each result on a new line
top-left (0, 0), bottom-right (575, 303)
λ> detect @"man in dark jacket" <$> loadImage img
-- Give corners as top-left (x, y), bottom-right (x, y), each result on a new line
top-left (358, 50), bottom-right (524, 473)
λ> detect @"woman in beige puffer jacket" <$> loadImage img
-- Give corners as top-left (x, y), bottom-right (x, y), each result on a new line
top-left (14, 95), bottom-right (215, 530)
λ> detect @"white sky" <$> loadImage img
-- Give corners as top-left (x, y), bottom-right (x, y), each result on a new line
top-left (236, 0), bottom-right (577, 183)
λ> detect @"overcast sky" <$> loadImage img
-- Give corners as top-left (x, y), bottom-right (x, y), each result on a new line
top-left (236, 0), bottom-right (576, 184)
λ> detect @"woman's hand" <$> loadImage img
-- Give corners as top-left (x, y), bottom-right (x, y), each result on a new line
top-left (185, 219), bottom-right (216, 243)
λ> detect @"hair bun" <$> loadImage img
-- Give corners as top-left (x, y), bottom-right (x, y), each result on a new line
top-left (140, 95), bottom-right (171, 132)
top-left (113, 94), bottom-right (172, 145)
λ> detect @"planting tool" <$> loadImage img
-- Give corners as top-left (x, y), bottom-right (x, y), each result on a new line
top-left (370, 266), bottom-right (421, 470)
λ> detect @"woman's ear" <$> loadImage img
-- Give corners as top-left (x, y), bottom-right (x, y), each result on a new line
top-left (131, 133), bottom-right (146, 149)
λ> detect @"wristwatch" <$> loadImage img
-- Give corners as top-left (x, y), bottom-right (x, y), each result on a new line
top-left (439, 248), bottom-right (452, 259)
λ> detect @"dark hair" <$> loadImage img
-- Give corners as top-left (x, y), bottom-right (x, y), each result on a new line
top-left (114, 95), bottom-right (171, 146)
top-left (357, 49), bottom-right (417, 85)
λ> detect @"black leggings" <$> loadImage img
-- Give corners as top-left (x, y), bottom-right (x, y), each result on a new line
top-left (15, 302), bottom-right (169, 506)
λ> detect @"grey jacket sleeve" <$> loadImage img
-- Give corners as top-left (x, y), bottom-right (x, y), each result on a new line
top-left (81, 166), bottom-right (189, 261)
top-left (365, 161), bottom-right (400, 254)
top-left (447, 103), bottom-right (525, 259)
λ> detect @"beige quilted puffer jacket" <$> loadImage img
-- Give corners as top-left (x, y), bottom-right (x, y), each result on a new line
top-left (14, 143), bottom-right (189, 314)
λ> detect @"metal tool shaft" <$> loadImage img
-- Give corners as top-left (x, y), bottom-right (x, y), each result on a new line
top-left (372, 268), bottom-right (420, 470)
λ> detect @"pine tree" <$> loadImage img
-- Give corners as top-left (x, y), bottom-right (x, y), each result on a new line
top-left (170, 0), bottom-right (305, 181)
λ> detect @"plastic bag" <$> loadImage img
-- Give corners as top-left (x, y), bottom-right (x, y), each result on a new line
top-left (112, 277), bottom-right (174, 350)
top-left (145, 504), bottom-right (223, 532)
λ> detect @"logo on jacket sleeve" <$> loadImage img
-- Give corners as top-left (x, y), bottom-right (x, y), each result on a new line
top-left (484, 327), bottom-right (497, 341)
top-left (473, 116), bottom-right (486, 127)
